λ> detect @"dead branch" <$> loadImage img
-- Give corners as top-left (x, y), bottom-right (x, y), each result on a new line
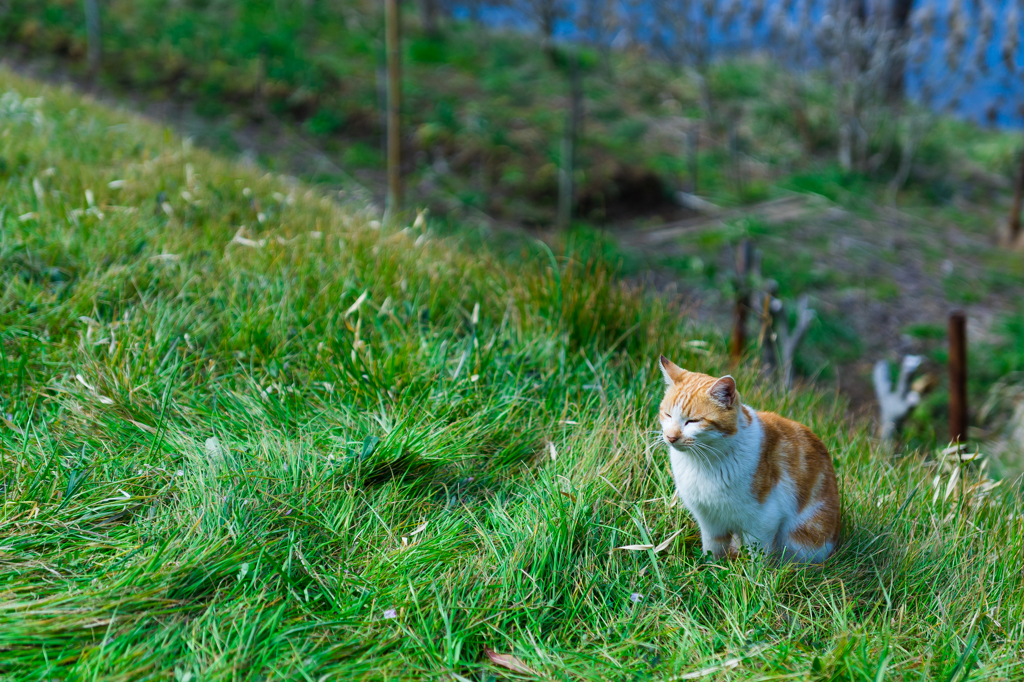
top-left (873, 354), bottom-right (924, 440)
top-left (767, 294), bottom-right (815, 388)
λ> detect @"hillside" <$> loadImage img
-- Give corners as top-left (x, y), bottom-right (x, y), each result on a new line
top-left (2, 67), bottom-right (1024, 680)
top-left (8, 0), bottom-right (1024, 468)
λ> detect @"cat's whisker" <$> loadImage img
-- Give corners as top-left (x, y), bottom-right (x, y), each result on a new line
top-left (695, 447), bottom-right (717, 468)
top-left (696, 440), bottom-right (729, 466)
top-left (696, 442), bottom-right (728, 461)
top-left (686, 442), bottom-right (714, 468)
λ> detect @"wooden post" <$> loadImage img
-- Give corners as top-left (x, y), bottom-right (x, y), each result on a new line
top-left (385, 0), bottom-right (403, 217)
top-left (885, 0), bottom-right (914, 102)
top-left (731, 239), bottom-right (752, 365)
top-left (1007, 137), bottom-right (1024, 247)
top-left (758, 286), bottom-right (778, 373)
top-left (420, 0), bottom-right (438, 36)
top-left (728, 120), bottom-right (738, 195)
top-left (948, 310), bottom-right (967, 444)
top-left (687, 125), bottom-right (699, 194)
top-left (557, 51), bottom-right (582, 229)
top-left (376, 53), bottom-right (388, 159)
top-left (254, 51), bottom-right (267, 120)
top-left (83, 0), bottom-right (101, 81)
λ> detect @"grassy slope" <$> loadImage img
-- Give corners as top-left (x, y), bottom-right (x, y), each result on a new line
top-left (11, 2), bottom-right (1024, 447)
top-left (2, 69), bottom-right (1024, 681)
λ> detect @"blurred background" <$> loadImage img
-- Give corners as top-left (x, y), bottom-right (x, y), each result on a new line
top-left (3, 0), bottom-right (1024, 474)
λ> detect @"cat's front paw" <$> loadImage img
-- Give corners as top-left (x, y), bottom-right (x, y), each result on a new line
top-left (703, 533), bottom-right (739, 560)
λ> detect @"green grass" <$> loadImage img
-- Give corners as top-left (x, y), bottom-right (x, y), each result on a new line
top-left (3, 68), bottom-right (1024, 681)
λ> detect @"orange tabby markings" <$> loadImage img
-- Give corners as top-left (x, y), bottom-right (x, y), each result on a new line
top-left (752, 424), bottom-right (781, 504)
top-left (657, 355), bottom-right (841, 563)
top-left (789, 507), bottom-right (840, 547)
top-left (758, 413), bottom-right (831, 513)
top-left (741, 406), bottom-right (754, 426)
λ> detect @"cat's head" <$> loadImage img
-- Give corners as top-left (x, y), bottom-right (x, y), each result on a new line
top-left (658, 355), bottom-right (740, 452)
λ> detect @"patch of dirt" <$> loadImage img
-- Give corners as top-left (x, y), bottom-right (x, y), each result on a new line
top-left (624, 196), bottom-right (1022, 424)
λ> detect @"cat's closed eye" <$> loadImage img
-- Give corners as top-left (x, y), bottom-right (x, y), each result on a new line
top-left (684, 418), bottom-right (701, 426)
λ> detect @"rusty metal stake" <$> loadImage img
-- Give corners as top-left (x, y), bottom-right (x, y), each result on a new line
top-left (948, 310), bottom-right (967, 444)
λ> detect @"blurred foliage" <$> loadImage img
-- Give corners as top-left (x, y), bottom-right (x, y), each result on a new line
top-left (11, 0), bottom-right (1005, 228)
top-left (3, 0), bottom-right (693, 224)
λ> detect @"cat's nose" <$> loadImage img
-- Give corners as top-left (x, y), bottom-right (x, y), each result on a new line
top-left (666, 434), bottom-right (680, 443)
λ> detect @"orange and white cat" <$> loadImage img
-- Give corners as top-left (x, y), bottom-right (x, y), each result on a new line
top-left (658, 356), bottom-right (840, 563)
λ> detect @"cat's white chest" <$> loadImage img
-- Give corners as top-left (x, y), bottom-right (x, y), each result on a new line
top-left (665, 413), bottom-right (765, 532)
top-left (669, 448), bottom-right (752, 514)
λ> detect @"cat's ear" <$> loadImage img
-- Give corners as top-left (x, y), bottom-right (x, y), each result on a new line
top-left (709, 376), bottom-right (737, 408)
top-left (659, 355), bottom-right (686, 385)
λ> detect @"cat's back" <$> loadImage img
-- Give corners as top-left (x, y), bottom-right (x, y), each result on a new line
top-left (751, 410), bottom-right (839, 522)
